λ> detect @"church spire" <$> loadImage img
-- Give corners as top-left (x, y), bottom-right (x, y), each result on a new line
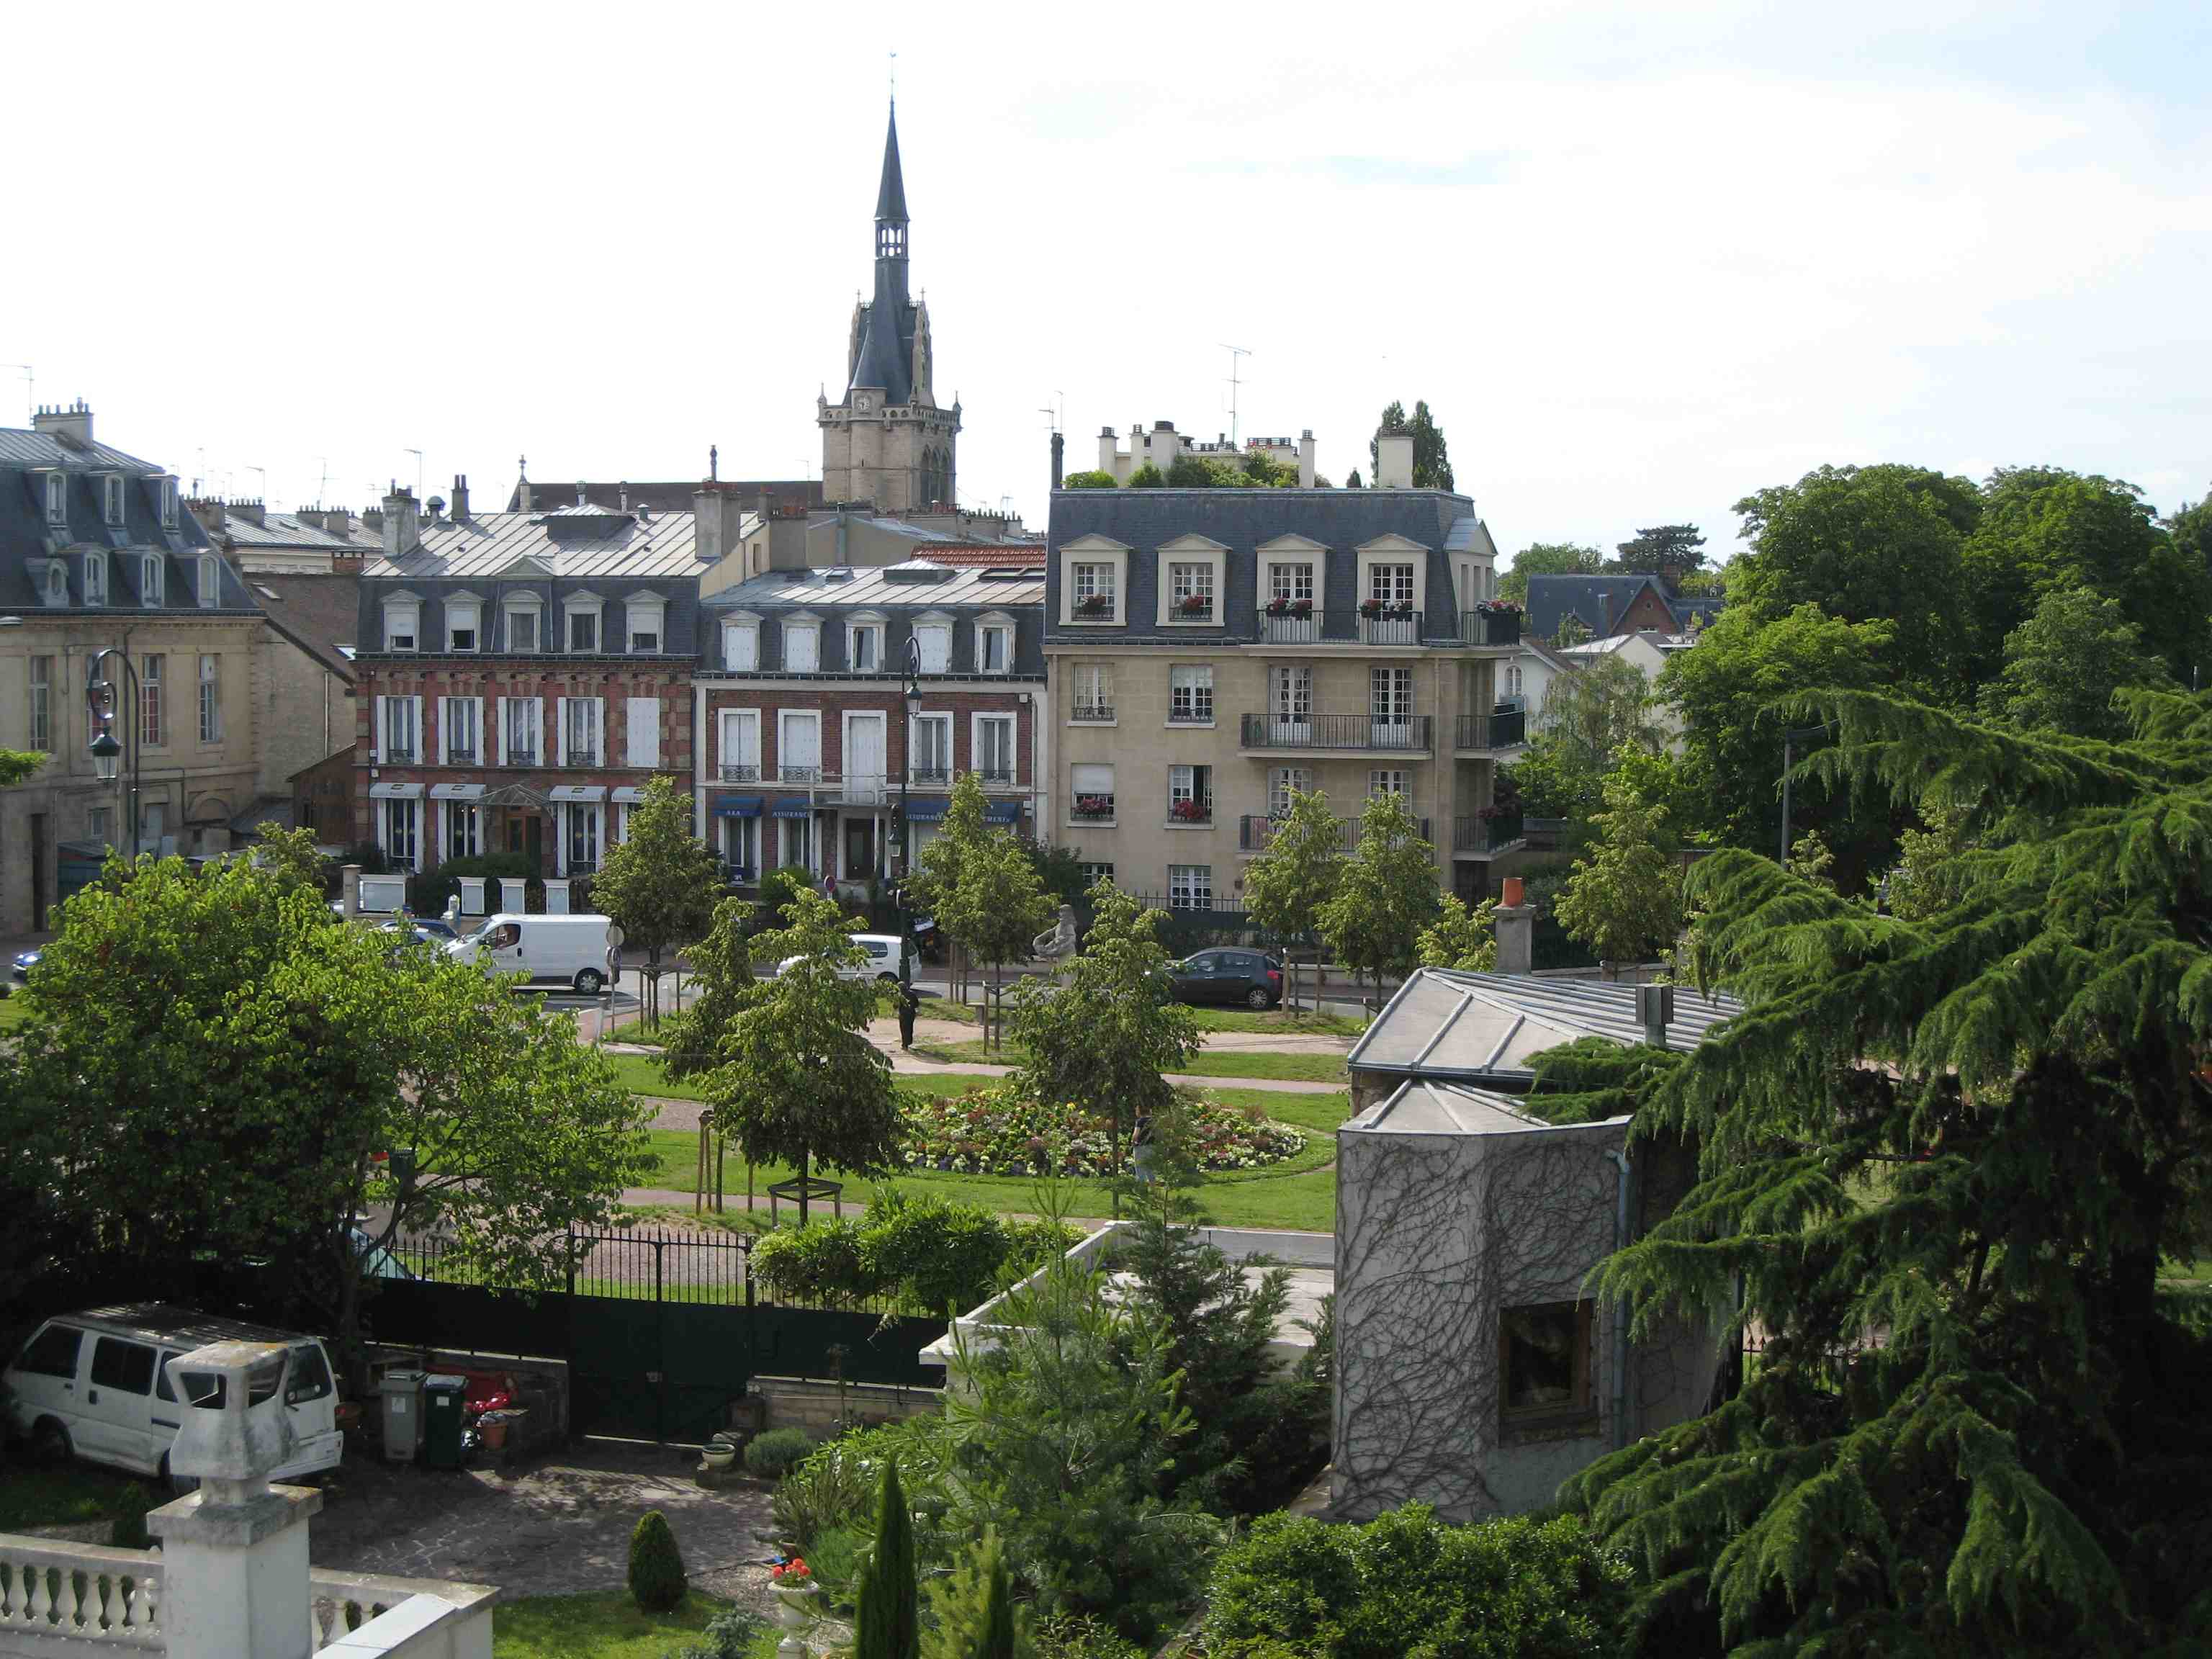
top-left (876, 103), bottom-right (908, 258)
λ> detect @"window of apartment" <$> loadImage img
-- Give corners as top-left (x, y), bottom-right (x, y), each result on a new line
top-left (140, 655), bottom-right (163, 747)
top-left (1268, 665), bottom-right (1312, 722)
top-left (380, 798), bottom-right (421, 871)
top-left (565, 803), bottom-right (602, 874)
top-left (1168, 864), bottom-right (1213, 910)
top-left (442, 696), bottom-right (483, 763)
top-left (977, 617), bottom-right (1013, 674)
top-left (626, 696), bottom-right (660, 768)
top-left (1168, 764), bottom-right (1213, 823)
top-left (909, 712), bottom-right (953, 783)
top-left (195, 554), bottom-right (221, 608)
top-left (721, 814), bottom-right (759, 879)
top-left (559, 696), bottom-right (604, 766)
top-left (1071, 664), bottom-right (1114, 721)
top-left (1369, 562), bottom-right (1416, 606)
top-left (103, 475), bottom-right (125, 526)
top-left (84, 552), bottom-right (106, 607)
top-left (1499, 1301), bottom-right (1594, 1426)
top-left (1167, 561), bottom-right (1215, 622)
top-left (721, 617), bottom-right (759, 671)
top-left (914, 618), bottom-right (953, 674)
top-left (718, 709), bottom-right (760, 781)
top-left (848, 618), bottom-right (883, 673)
top-left (783, 616), bottom-right (821, 673)
top-left (86, 804), bottom-right (112, 845)
top-left (1169, 665), bottom-right (1213, 724)
top-left (44, 472), bottom-right (66, 526)
top-left (778, 710), bottom-right (822, 781)
top-left (779, 814), bottom-right (814, 870)
top-left (1077, 861), bottom-right (1115, 889)
top-left (446, 802), bottom-right (482, 862)
top-left (504, 598), bottom-right (541, 652)
top-left (197, 655), bottom-right (222, 745)
top-left (160, 477), bottom-right (179, 530)
top-left (1070, 562), bottom-right (1117, 621)
top-left (29, 656), bottom-right (52, 751)
top-left (500, 696), bottom-right (542, 765)
top-left (383, 598), bottom-right (419, 652)
top-left (567, 602), bottom-right (600, 653)
top-left (1269, 562), bottom-right (1315, 605)
top-left (1369, 769), bottom-right (1409, 799)
top-left (974, 714), bottom-right (1016, 784)
top-left (1070, 763), bottom-right (1115, 822)
top-left (1506, 665), bottom-right (1522, 698)
top-left (1371, 666), bottom-right (1414, 727)
top-left (379, 693), bottom-right (421, 763)
top-left (40, 561), bottom-right (66, 607)
top-left (1268, 767), bottom-right (1309, 818)
top-left (447, 595), bottom-right (481, 652)
top-left (627, 595), bottom-right (665, 654)
top-left (140, 552), bottom-right (164, 606)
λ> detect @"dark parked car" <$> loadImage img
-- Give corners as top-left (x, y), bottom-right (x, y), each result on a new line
top-left (1165, 948), bottom-right (1284, 1010)
top-left (10, 948), bottom-right (40, 982)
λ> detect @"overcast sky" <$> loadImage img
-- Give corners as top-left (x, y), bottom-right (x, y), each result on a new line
top-left (6, 0), bottom-right (2206, 562)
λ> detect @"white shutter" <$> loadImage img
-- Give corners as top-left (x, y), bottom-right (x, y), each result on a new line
top-left (590, 698), bottom-right (605, 762)
top-left (374, 695), bottom-right (387, 764)
top-left (628, 696), bottom-right (660, 768)
top-left (496, 697), bottom-right (510, 765)
top-left (1071, 763), bottom-right (1114, 793)
top-left (437, 696), bottom-right (449, 765)
top-left (555, 697), bottom-right (570, 765)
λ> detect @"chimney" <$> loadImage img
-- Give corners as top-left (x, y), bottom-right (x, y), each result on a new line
top-left (228, 498), bottom-right (264, 528)
top-left (1375, 432), bottom-right (1415, 489)
top-left (1298, 429), bottom-right (1316, 488)
top-left (325, 505), bottom-right (349, 539)
top-left (451, 475), bottom-right (470, 521)
top-left (1050, 430), bottom-right (1064, 489)
top-left (1601, 590), bottom-right (1616, 635)
top-left (361, 504), bottom-right (384, 536)
top-left (618, 482), bottom-right (630, 513)
top-left (380, 483), bottom-right (420, 559)
top-left (32, 400), bottom-right (94, 450)
top-left (516, 454), bottom-right (532, 513)
top-left (693, 485), bottom-right (733, 565)
top-left (187, 497), bottom-right (226, 535)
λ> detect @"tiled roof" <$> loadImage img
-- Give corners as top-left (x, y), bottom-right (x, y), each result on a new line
top-left (1526, 572), bottom-right (1725, 639)
top-left (364, 508), bottom-right (700, 581)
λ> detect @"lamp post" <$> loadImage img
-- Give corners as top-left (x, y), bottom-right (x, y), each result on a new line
top-left (84, 649), bottom-right (143, 856)
top-left (896, 633), bottom-right (923, 999)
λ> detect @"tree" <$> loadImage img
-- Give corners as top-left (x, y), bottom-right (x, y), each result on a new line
top-left (1416, 894), bottom-right (1497, 971)
top-left (0, 750), bottom-right (42, 787)
top-left (923, 1528), bottom-right (1028, 1659)
top-left (1609, 523), bottom-right (1707, 575)
top-left (1126, 463), bottom-right (1166, 489)
top-left (1344, 469), bottom-right (1363, 489)
top-left (590, 776), bottom-right (721, 1025)
top-left (250, 822), bottom-right (330, 895)
top-left (1164, 454), bottom-right (1217, 487)
top-left (1239, 788), bottom-right (1347, 1008)
top-left (1566, 685), bottom-right (2212, 1654)
top-left (1555, 612), bottom-right (1593, 648)
top-left (1553, 765), bottom-right (1681, 972)
top-left (914, 772), bottom-right (993, 999)
top-left (939, 827), bottom-right (1056, 1007)
top-left (1006, 884), bottom-right (1198, 1167)
top-left (1061, 469), bottom-right (1118, 490)
top-left (2167, 485), bottom-right (2212, 575)
top-left (1537, 651), bottom-right (1664, 757)
top-left (1500, 541), bottom-right (1603, 606)
top-left (1370, 401), bottom-right (1407, 481)
top-left (703, 888), bottom-right (898, 1223)
top-left (661, 896), bottom-right (757, 1081)
top-left (854, 1459), bottom-right (920, 1659)
top-left (1316, 791), bottom-right (1440, 998)
top-left (1367, 400), bottom-right (1454, 489)
top-left (1977, 587), bottom-right (2172, 740)
top-left (627, 1511), bottom-right (687, 1613)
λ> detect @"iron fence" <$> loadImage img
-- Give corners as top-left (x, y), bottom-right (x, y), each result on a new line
top-left (1238, 712), bottom-right (1435, 751)
top-left (1357, 608), bottom-right (1422, 644)
top-left (1462, 608), bottom-right (1524, 647)
top-left (1455, 709), bottom-right (1528, 749)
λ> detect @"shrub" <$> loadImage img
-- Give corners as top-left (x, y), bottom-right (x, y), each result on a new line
top-left (626, 1509), bottom-right (687, 1613)
top-left (865, 1190), bottom-right (1013, 1316)
top-left (924, 1527), bottom-right (1028, 1659)
top-left (674, 1606), bottom-right (771, 1659)
top-left (806, 1521), bottom-right (868, 1615)
top-left (900, 1086), bottom-right (1303, 1177)
top-left (1201, 1505), bottom-right (1631, 1659)
top-left (745, 1426), bottom-right (818, 1479)
top-left (751, 1220), bottom-right (886, 1307)
top-left (1034, 1617), bottom-right (1145, 1659)
top-left (774, 1439), bottom-right (877, 1548)
top-left (853, 1458), bottom-right (918, 1659)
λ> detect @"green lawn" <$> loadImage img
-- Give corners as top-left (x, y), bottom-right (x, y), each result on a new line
top-left (493, 1589), bottom-right (770, 1658)
top-left (0, 996), bottom-right (30, 1030)
top-left (0, 1464), bottom-right (161, 1535)
top-left (1187, 1006), bottom-right (1367, 1037)
top-left (913, 1038), bottom-right (1346, 1083)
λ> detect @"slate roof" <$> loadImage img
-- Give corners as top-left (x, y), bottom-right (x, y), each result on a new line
top-left (246, 572), bottom-right (360, 678)
top-left (1525, 572), bottom-right (1723, 640)
top-left (0, 429), bottom-right (163, 471)
top-left (208, 508), bottom-right (379, 554)
top-left (364, 506), bottom-right (700, 581)
top-left (876, 104), bottom-right (908, 224)
top-left (703, 562), bottom-right (1043, 612)
top-left (503, 477), bottom-right (822, 516)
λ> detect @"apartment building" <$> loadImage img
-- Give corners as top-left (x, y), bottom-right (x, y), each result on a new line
top-left (352, 481), bottom-right (701, 877)
top-left (694, 554), bottom-right (1045, 890)
top-left (1094, 420), bottom-right (1318, 487)
top-left (1042, 437), bottom-right (1527, 907)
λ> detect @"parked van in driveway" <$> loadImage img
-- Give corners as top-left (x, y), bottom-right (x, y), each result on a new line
top-left (4, 1305), bottom-right (345, 1485)
top-left (775, 932), bottom-right (908, 984)
top-left (446, 912), bottom-right (617, 994)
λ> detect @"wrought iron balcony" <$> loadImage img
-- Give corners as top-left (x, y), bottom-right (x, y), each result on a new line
top-left (384, 744), bottom-right (417, 763)
top-left (1167, 799), bottom-right (1215, 825)
top-left (1258, 608), bottom-right (1322, 643)
top-left (1240, 813), bottom-right (1432, 854)
top-left (1170, 594), bottom-right (1216, 622)
top-left (1070, 794), bottom-right (1116, 821)
top-left (446, 746), bottom-right (477, 764)
top-left (1238, 712), bottom-right (1434, 752)
top-left (566, 748), bottom-right (599, 768)
top-left (506, 747), bottom-right (538, 767)
top-left (719, 763), bottom-right (761, 783)
top-left (1071, 701), bottom-right (1115, 722)
top-left (1455, 708), bottom-right (1528, 749)
top-left (1357, 606), bottom-right (1422, 645)
top-left (977, 768), bottom-right (1016, 788)
top-left (1462, 608), bottom-right (1524, 647)
top-left (1453, 813), bottom-right (1525, 854)
top-left (780, 763), bottom-right (822, 783)
top-left (909, 765), bottom-right (951, 787)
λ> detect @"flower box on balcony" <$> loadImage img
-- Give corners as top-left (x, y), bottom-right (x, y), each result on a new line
top-left (1475, 600), bottom-right (1523, 616)
top-left (1175, 595), bottom-right (1213, 619)
top-left (1168, 799), bottom-right (1213, 824)
top-left (1073, 595), bottom-right (1115, 619)
top-left (1264, 598), bottom-right (1316, 619)
top-left (1072, 795), bottom-right (1115, 819)
top-left (1359, 600), bottom-right (1414, 620)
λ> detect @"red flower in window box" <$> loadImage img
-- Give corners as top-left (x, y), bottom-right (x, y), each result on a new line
top-left (1177, 593), bottom-right (1212, 617)
top-left (1074, 594), bottom-right (1114, 619)
top-left (1169, 798), bottom-right (1212, 823)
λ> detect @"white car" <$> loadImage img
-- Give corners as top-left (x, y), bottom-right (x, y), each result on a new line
top-left (446, 912), bottom-right (619, 994)
top-left (776, 932), bottom-right (909, 984)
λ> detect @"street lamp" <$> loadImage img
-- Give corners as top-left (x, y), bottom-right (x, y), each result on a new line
top-left (896, 633), bottom-right (923, 998)
top-left (84, 649), bottom-right (143, 855)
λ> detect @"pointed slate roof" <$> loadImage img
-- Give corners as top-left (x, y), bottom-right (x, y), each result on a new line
top-left (876, 104), bottom-right (907, 223)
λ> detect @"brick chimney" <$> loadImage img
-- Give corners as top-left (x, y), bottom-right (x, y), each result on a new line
top-left (32, 400), bottom-right (94, 450)
top-left (187, 497), bottom-right (226, 535)
top-left (694, 484), bottom-right (734, 565)
top-left (1050, 430), bottom-right (1064, 490)
top-left (231, 498), bottom-right (265, 528)
top-left (451, 475), bottom-right (470, 521)
top-left (380, 483), bottom-right (420, 559)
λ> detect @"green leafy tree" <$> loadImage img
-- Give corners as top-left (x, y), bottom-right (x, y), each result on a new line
top-left (1553, 766), bottom-right (1681, 971)
top-left (251, 822), bottom-right (331, 895)
top-left (627, 1510), bottom-right (686, 1613)
top-left (940, 825), bottom-right (1056, 1004)
top-left (1126, 463), bottom-right (1166, 489)
top-left (924, 1528), bottom-right (1029, 1659)
top-left (1316, 791), bottom-right (1441, 997)
top-left (704, 888), bottom-right (898, 1222)
top-left (1344, 469), bottom-right (1363, 489)
top-left (1060, 469), bottom-right (1118, 490)
top-left (855, 1458), bottom-right (920, 1659)
top-left (1370, 401), bottom-right (1407, 480)
top-left (1500, 541), bottom-right (1603, 606)
top-left (1006, 884), bottom-right (1198, 1166)
top-left (1416, 894), bottom-right (1497, 971)
top-left (661, 896), bottom-right (757, 1081)
top-left (1367, 400), bottom-right (1454, 488)
top-left (0, 749), bottom-right (42, 787)
top-left (1555, 611), bottom-right (1593, 648)
top-left (2167, 485), bottom-right (2212, 575)
top-left (1609, 523), bottom-right (1707, 575)
top-left (1238, 788), bottom-right (1347, 1004)
top-left (1567, 683), bottom-right (2212, 1654)
top-left (1977, 586), bottom-right (2173, 740)
top-left (589, 776), bottom-right (721, 1025)
top-left (1164, 454), bottom-right (1217, 487)
top-left (1537, 650), bottom-right (1664, 757)
top-left (914, 772), bottom-right (991, 997)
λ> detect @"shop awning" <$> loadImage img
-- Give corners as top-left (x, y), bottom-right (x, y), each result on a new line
top-left (548, 785), bottom-right (609, 804)
top-left (902, 795), bottom-right (950, 824)
top-left (770, 796), bottom-right (814, 819)
top-left (430, 782), bottom-right (487, 801)
top-left (984, 800), bottom-right (1024, 824)
top-left (368, 781), bottom-right (424, 801)
top-left (714, 796), bottom-right (765, 818)
top-left (610, 786), bottom-right (647, 804)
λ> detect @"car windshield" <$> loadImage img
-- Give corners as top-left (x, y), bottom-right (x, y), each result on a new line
top-left (464, 920), bottom-right (503, 946)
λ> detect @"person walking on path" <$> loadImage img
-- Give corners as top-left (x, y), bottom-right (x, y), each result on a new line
top-left (1130, 1105), bottom-right (1158, 1185)
top-left (896, 981), bottom-right (921, 1050)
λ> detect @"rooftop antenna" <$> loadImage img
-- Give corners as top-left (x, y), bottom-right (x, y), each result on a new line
top-left (1, 364), bottom-right (30, 423)
top-left (316, 457), bottom-right (333, 505)
top-left (1220, 344), bottom-right (1251, 447)
top-left (194, 447), bottom-right (207, 496)
top-left (403, 448), bottom-right (424, 500)
top-left (889, 50), bottom-right (896, 104)
top-left (246, 465), bottom-right (266, 505)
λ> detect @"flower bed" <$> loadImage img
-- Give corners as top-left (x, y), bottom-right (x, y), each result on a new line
top-left (901, 1085), bottom-right (1305, 1176)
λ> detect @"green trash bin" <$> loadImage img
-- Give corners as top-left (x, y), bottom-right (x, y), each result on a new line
top-left (422, 1374), bottom-right (468, 1470)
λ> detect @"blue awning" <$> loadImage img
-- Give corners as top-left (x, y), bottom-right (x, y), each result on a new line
top-left (984, 800), bottom-right (1024, 824)
top-left (771, 797), bottom-right (814, 819)
top-left (714, 796), bottom-right (764, 818)
top-left (902, 796), bottom-right (950, 824)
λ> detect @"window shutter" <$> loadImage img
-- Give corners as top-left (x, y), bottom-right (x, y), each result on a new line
top-left (628, 696), bottom-right (660, 768)
top-left (374, 695), bottom-right (387, 764)
top-left (556, 696), bottom-right (570, 765)
top-left (437, 696), bottom-right (449, 764)
top-left (496, 697), bottom-right (509, 765)
top-left (1071, 763), bottom-right (1114, 793)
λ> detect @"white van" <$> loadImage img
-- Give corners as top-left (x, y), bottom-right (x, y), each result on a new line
top-left (4, 1305), bottom-right (345, 1485)
top-left (447, 912), bottom-right (617, 994)
top-left (776, 932), bottom-right (908, 984)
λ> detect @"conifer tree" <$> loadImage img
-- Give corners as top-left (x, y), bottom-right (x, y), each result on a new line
top-left (1565, 684), bottom-right (2212, 1655)
top-left (854, 1458), bottom-right (919, 1659)
top-left (922, 1527), bottom-right (1028, 1659)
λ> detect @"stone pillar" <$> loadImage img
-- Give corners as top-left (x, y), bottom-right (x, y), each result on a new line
top-left (1494, 905), bottom-right (1534, 976)
top-left (458, 876), bottom-right (487, 916)
top-left (341, 863), bottom-right (360, 918)
top-left (543, 878), bottom-right (572, 914)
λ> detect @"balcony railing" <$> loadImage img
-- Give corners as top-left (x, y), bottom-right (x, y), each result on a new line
top-left (1357, 607), bottom-right (1421, 645)
top-left (1464, 607), bottom-right (1524, 647)
top-left (1453, 813), bottom-right (1526, 854)
top-left (1071, 701), bottom-right (1115, 722)
top-left (1170, 595), bottom-right (1216, 622)
top-left (1168, 799), bottom-right (1215, 824)
top-left (506, 747), bottom-right (538, 767)
top-left (780, 763), bottom-right (822, 783)
top-left (1258, 608), bottom-right (1323, 643)
top-left (720, 762), bottom-right (761, 783)
top-left (566, 747), bottom-right (599, 768)
top-left (384, 743), bottom-right (417, 763)
top-left (909, 764), bottom-right (951, 787)
top-left (977, 768), bottom-right (1016, 788)
top-left (446, 745), bottom-right (477, 763)
top-left (1456, 708), bottom-right (1528, 749)
top-left (1238, 712), bottom-right (1434, 751)
top-left (1071, 597), bottom-right (1118, 622)
top-left (1071, 794), bottom-right (1116, 820)
top-left (1240, 812), bottom-right (1432, 854)
top-left (1168, 706), bottom-right (1214, 726)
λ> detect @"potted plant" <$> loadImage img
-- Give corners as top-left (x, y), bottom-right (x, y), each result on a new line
top-left (1177, 593), bottom-right (1210, 617)
top-left (1359, 598), bottom-right (1384, 619)
top-left (1291, 598), bottom-right (1313, 618)
top-left (1169, 798), bottom-right (1211, 823)
top-left (1074, 594), bottom-right (1113, 619)
top-left (1475, 598), bottom-right (1523, 616)
top-left (770, 1555), bottom-right (817, 1623)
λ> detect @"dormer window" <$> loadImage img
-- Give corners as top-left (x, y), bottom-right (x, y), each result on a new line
top-left (160, 477), bottom-right (180, 530)
top-left (626, 593), bottom-right (665, 654)
top-left (40, 561), bottom-right (67, 607)
top-left (140, 552), bottom-right (164, 606)
top-left (44, 472), bottom-right (67, 526)
top-left (197, 554), bottom-right (221, 608)
top-left (84, 552), bottom-right (107, 606)
top-left (721, 616), bottom-right (760, 672)
top-left (103, 475), bottom-right (126, 527)
top-left (976, 615), bottom-right (1014, 675)
top-left (502, 593), bottom-right (542, 652)
top-left (848, 615), bottom-right (884, 673)
top-left (783, 614), bottom-right (822, 673)
top-left (383, 595), bottom-right (421, 652)
top-left (447, 592), bottom-right (482, 652)
top-left (914, 614), bottom-right (953, 674)
top-left (564, 591), bottom-right (603, 653)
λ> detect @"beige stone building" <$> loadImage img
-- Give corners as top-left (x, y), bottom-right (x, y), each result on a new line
top-left (1094, 420), bottom-right (1318, 487)
top-left (1042, 435), bottom-right (1528, 908)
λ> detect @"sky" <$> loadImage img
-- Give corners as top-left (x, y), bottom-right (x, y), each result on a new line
top-left (6, 0), bottom-right (2208, 563)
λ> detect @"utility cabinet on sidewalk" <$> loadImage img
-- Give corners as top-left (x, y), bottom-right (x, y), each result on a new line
top-left (422, 1373), bottom-right (468, 1469)
top-left (379, 1369), bottom-right (426, 1463)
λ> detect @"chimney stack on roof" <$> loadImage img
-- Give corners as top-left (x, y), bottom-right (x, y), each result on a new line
top-left (32, 400), bottom-right (94, 450)
top-left (187, 496), bottom-right (226, 535)
top-left (451, 475), bottom-right (470, 521)
top-left (1298, 430), bottom-right (1316, 488)
top-left (381, 483), bottom-right (420, 559)
top-left (1050, 430), bottom-right (1064, 490)
top-left (231, 498), bottom-right (265, 528)
top-left (1375, 431), bottom-right (1415, 490)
